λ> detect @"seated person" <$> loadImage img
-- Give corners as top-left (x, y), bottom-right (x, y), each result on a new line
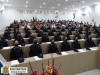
top-left (56, 26), bottom-right (60, 29)
top-left (61, 37), bottom-right (70, 51)
top-left (85, 31), bottom-right (91, 39)
top-left (70, 27), bottom-right (75, 31)
top-left (16, 33), bottom-right (25, 45)
top-left (41, 32), bottom-right (49, 42)
top-left (32, 26), bottom-right (37, 30)
top-left (64, 31), bottom-right (71, 40)
top-left (38, 31), bottom-right (43, 37)
top-left (29, 39), bottom-right (42, 57)
top-left (35, 28), bottom-right (40, 33)
top-left (40, 25), bottom-right (45, 30)
top-left (86, 35), bottom-right (96, 49)
top-left (72, 37), bottom-right (81, 52)
top-left (48, 29), bottom-right (55, 36)
top-left (25, 29), bottom-right (31, 38)
top-left (47, 25), bottom-right (51, 30)
top-left (68, 30), bottom-right (72, 35)
top-left (74, 32), bottom-right (81, 39)
top-left (52, 28), bottom-right (56, 32)
top-left (48, 39), bottom-right (59, 53)
top-left (24, 26), bottom-right (29, 33)
top-left (28, 34), bottom-right (36, 44)
top-left (96, 30), bottom-right (100, 38)
top-left (3, 30), bottom-right (11, 40)
top-left (61, 27), bottom-right (65, 32)
top-left (14, 29), bottom-right (20, 39)
top-left (0, 35), bottom-right (8, 48)
top-left (54, 32), bottom-right (61, 41)
top-left (58, 30), bottom-right (62, 35)
top-left (43, 27), bottom-right (48, 32)
top-left (10, 40), bottom-right (23, 60)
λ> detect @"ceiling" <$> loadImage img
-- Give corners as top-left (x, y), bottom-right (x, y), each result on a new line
top-left (0, 0), bottom-right (100, 10)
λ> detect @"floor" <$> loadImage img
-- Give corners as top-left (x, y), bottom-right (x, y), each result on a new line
top-left (75, 69), bottom-right (100, 75)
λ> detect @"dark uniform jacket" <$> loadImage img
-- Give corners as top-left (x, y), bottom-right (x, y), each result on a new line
top-left (0, 39), bottom-right (8, 47)
top-left (48, 32), bottom-right (54, 36)
top-left (42, 35), bottom-right (49, 42)
top-left (28, 36), bottom-right (36, 44)
top-left (38, 32), bottom-right (43, 37)
top-left (86, 38), bottom-right (96, 48)
top-left (25, 31), bottom-right (31, 38)
top-left (16, 36), bottom-right (25, 45)
top-left (4, 33), bottom-right (11, 40)
top-left (43, 28), bottom-right (48, 32)
top-left (54, 35), bottom-right (61, 41)
top-left (29, 44), bottom-right (42, 57)
top-left (72, 40), bottom-right (81, 50)
top-left (61, 41), bottom-right (70, 51)
top-left (48, 44), bottom-right (58, 53)
top-left (10, 47), bottom-right (23, 60)
top-left (64, 35), bottom-right (71, 40)
top-left (74, 34), bottom-right (81, 39)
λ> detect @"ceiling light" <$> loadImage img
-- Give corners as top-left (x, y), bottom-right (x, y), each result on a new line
top-left (65, 8), bottom-right (67, 9)
top-left (40, 6), bottom-right (42, 8)
top-left (53, 7), bottom-right (54, 9)
top-left (66, 0), bottom-right (68, 1)
top-left (43, 2), bottom-right (45, 5)
top-left (6, 0), bottom-right (8, 2)
top-left (58, 4), bottom-right (60, 6)
top-left (72, 5), bottom-right (74, 7)
top-left (82, 1), bottom-right (84, 3)
top-left (26, 1), bottom-right (28, 3)
top-left (25, 5), bottom-right (27, 7)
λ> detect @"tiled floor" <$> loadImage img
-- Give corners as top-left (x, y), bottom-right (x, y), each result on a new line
top-left (75, 69), bottom-right (100, 75)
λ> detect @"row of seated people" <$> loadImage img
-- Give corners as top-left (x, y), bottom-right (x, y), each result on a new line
top-left (3, 27), bottom-right (98, 40)
top-left (10, 35), bottom-right (96, 61)
top-left (0, 31), bottom-right (99, 47)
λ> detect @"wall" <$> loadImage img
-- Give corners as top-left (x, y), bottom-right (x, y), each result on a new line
top-left (75, 4), bottom-right (100, 26)
top-left (4, 7), bottom-right (74, 26)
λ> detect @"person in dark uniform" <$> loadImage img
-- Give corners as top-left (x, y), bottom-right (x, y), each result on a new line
top-left (3, 30), bottom-right (11, 40)
top-left (14, 29), bottom-right (20, 39)
top-left (41, 32), bottom-right (49, 42)
top-left (52, 28), bottom-right (56, 32)
top-left (57, 26), bottom-right (60, 29)
top-left (29, 38), bottom-right (43, 57)
top-left (61, 27), bottom-right (65, 32)
top-left (38, 31), bottom-right (43, 37)
top-left (85, 31), bottom-right (91, 39)
top-left (25, 29), bottom-right (31, 38)
top-left (32, 26), bottom-right (37, 30)
top-left (70, 27), bottom-right (75, 31)
top-left (43, 27), bottom-right (48, 32)
top-left (61, 37), bottom-right (70, 51)
top-left (0, 35), bottom-right (8, 49)
top-left (58, 30), bottom-right (62, 36)
top-left (86, 35), bottom-right (96, 49)
top-left (72, 37), bottom-right (81, 52)
top-left (48, 29), bottom-right (55, 36)
top-left (64, 31), bottom-right (71, 40)
top-left (40, 25), bottom-right (45, 30)
top-left (96, 29), bottom-right (100, 38)
top-left (35, 28), bottom-right (40, 33)
top-left (74, 32), bottom-right (81, 39)
top-left (68, 30), bottom-right (72, 35)
top-left (54, 32), bottom-right (61, 41)
top-left (48, 39), bottom-right (59, 53)
top-left (16, 33), bottom-right (25, 45)
top-left (24, 26), bottom-right (29, 33)
top-left (28, 34), bottom-right (36, 44)
top-left (10, 40), bottom-right (23, 60)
